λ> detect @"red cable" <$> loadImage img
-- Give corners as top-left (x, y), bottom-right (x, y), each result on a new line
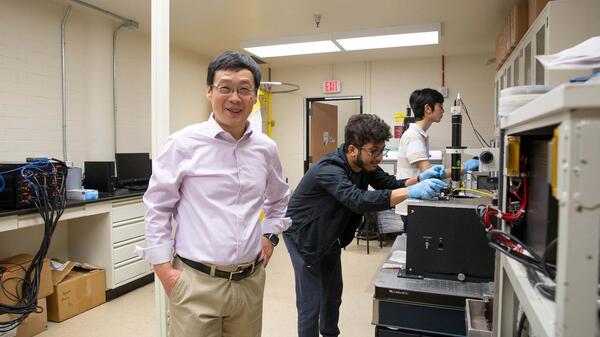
top-left (481, 177), bottom-right (528, 254)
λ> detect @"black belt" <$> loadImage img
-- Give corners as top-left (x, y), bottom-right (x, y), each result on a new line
top-left (177, 255), bottom-right (260, 281)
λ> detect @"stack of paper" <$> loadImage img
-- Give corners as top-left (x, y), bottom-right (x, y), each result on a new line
top-left (537, 36), bottom-right (600, 70)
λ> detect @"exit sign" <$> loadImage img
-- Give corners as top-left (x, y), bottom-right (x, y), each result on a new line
top-left (323, 80), bottom-right (341, 94)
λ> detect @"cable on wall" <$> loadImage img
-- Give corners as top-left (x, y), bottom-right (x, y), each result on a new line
top-left (59, 0), bottom-right (138, 161)
top-left (60, 6), bottom-right (72, 162)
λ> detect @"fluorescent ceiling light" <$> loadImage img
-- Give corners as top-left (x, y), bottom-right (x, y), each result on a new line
top-left (336, 31), bottom-right (439, 51)
top-left (243, 40), bottom-right (340, 58)
top-left (241, 24), bottom-right (440, 58)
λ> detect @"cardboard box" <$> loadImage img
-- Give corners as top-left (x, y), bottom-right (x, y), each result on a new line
top-left (509, 3), bottom-right (529, 49)
top-left (15, 298), bottom-right (48, 337)
top-left (0, 255), bottom-right (53, 306)
top-left (496, 32), bottom-right (506, 69)
top-left (504, 16), bottom-right (513, 56)
top-left (528, 0), bottom-right (549, 26)
top-left (495, 35), bottom-right (503, 69)
top-left (0, 298), bottom-right (48, 337)
top-left (46, 261), bottom-right (105, 322)
top-left (496, 2), bottom-right (530, 70)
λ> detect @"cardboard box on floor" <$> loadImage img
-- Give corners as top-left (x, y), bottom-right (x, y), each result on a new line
top-left (0, 254), bottom-right (52, 337)
top-left (46, 260), bottom-right (106, 322)
top-left (13, 298), bottom-right (48, 337)
top-left (0, 254), bottom-right (53, 305)
top-left (0, 298), bottom-right (48, 337)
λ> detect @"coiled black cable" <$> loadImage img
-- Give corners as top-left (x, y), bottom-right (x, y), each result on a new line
top-left (0, 159), bottom-right (67, 332)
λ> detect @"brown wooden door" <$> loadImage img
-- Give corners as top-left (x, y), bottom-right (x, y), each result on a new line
top-left (310, 102), bottom-right (338, 166)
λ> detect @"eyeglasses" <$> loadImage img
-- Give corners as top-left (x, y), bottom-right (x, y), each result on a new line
top-left (360, 147), bottom-right (389, 158)
top-left (211, 84), bottom-right (256, 97)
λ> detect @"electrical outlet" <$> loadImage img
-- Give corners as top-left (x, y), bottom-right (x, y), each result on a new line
top-left (440, 87), bottom-right (449, 98)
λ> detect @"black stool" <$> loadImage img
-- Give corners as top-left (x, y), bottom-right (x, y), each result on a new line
top-left (355, 212), bottom-right (382, 254)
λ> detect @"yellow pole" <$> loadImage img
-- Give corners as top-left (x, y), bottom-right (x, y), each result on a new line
top-left (267, 91), bottom-right (273, 138)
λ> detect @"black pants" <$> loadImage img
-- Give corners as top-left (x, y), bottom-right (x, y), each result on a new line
top-left (284, 236), bottom-right (343, 337)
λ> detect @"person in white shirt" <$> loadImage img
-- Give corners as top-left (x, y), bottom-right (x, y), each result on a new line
top-left (396, 88), bottom-right (478, 230)
top-left (137, 51), bottom-right (291, 337)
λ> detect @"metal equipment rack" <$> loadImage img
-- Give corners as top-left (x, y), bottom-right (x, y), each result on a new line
top-left (494, 82), bottom-right (600, 336)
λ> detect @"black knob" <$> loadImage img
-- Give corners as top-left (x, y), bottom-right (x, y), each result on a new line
top-left (480, 151), bottom-right (494, 164)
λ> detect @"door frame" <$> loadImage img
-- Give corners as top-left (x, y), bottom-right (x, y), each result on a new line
top-left (304, 95), bottom-right (363, 173)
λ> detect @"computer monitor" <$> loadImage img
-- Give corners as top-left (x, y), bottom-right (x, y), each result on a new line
top-left (115, 153), bottom-right (151, 186)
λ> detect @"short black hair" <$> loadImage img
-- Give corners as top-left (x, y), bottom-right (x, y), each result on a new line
top-left (206, 51), bottom-right (261, 90)
top-left (344, 114), bottom-right (391, 149)
top-left (409, 88), bottom-right (444, 120)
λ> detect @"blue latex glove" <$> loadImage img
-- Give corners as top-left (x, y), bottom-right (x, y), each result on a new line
top-left (407, 179), bottom-right (448, 200)
top-left (419, 165), bottom-right (446, 181)
top-left (464, 158), bottom-right (480, 171)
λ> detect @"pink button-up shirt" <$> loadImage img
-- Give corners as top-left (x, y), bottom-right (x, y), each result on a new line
top-left (137, 115), bottom-right (291, 265)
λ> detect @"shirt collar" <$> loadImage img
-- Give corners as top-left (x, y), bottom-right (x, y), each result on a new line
top-left (206, 113), bottom-right (253, 141)
top-left (409, 123), bottom-right (429, 139)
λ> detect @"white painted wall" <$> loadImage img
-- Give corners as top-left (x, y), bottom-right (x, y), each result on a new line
top-left (170, 47), bottom-right (211, 133)
top-left (271, 55), bottom-right (497, 188)
top-left (0, 0), bottom-right (210, 168)
top-left (1, 0), bottom-right (496, 191)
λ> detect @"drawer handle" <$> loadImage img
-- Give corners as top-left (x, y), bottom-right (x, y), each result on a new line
top-left (114, 236), bottom-right (145, 248)
top-left (113, 198), bottom-right (143, 207)
top-left (114, 256), bottom-right (144, 269)
top-left (113, 217), bottom-right (144, 228)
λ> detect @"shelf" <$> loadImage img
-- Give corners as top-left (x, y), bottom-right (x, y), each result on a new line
top-left (494, 0), bottom-right (600, 122)
top-left (500, 82), bottom-right (600, 132)
top-left (0, 201), bottom-right (112, 233)
top-left (495, 80), bottom-right (600, 336)
top-left (501, 256), bottom-right (555, 337)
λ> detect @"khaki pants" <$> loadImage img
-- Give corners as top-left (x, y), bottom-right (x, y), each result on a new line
top-left (168, 257), bottom-right (266, 337)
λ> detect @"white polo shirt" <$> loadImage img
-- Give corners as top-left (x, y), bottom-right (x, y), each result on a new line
top-left (395, 123), bottom-right (430, 215)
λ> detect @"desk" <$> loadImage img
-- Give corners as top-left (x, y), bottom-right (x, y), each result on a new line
top-left (0, 191), bottom-right (153, 299)
top-left (373, 236), bottom-right (493, 337)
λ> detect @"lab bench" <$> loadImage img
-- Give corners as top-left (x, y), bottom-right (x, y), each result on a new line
top-left (0, 190), bottom-right (153, 300)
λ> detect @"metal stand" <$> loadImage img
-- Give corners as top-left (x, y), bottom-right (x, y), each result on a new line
top-left (355, 212), bottom-right (382, 254)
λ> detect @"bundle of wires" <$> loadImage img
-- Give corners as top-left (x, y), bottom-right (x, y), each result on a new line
top-left (485, 229), bottom-right (551, 274)
top-left (451, 187), bottom-right (495, 198)
top-left (523, 238), bottom-right (558, 302)
top-left (483, 228), bottom-right (557, 300)
top-left (0, 159), bottom-right (67, 333)
top-left (478, 177), bottom-right (527, 227)
top-left (475, 178), bottom-right (531, 258)
top-left (475, 175), bottom-right (561, 302)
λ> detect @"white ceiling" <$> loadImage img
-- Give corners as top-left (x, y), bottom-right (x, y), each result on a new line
top-left (61, 0), bottom-right (520, 67)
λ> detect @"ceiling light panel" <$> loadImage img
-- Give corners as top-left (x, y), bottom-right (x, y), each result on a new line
top-left (336, 31), bottom-right (439, 51)
top-left (244, 40), bottom-right (340, 58)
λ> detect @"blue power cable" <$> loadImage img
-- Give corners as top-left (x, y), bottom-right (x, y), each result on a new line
top-left (0, 159), bottom-right (54, 193)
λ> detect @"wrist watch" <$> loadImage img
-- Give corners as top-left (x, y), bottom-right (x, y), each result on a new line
top-left (263, 233), bottom-right (279, 247)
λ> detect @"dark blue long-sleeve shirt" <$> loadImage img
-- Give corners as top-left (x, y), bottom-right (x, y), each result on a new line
top-left (284, 144), bottom-right (407, 266)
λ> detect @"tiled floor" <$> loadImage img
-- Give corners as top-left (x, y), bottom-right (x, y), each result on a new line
top-left (38, 239), bottom-right (391, 337)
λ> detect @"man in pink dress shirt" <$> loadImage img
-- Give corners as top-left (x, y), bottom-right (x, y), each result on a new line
top-left (138, 51), bottom-right (291, 337)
